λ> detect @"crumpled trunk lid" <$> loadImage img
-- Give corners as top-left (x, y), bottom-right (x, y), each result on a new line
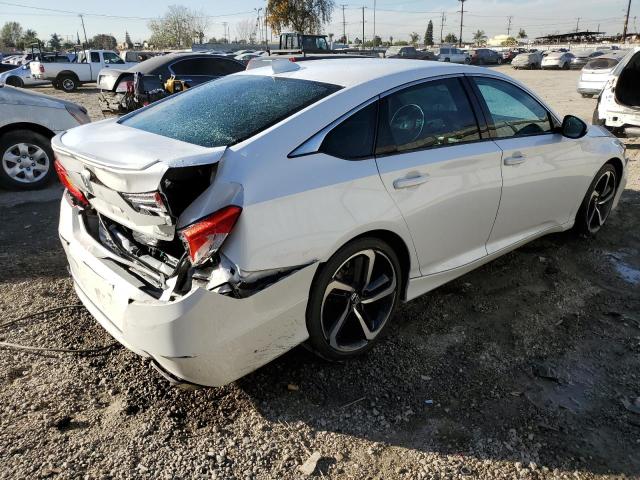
top-left (52, 119), bottom-right (226, 241)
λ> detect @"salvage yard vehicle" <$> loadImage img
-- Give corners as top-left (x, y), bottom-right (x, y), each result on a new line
top-left (541, 51), bottom-right (575, 69)
top-left (511, 51), bottom-right (543, 69)
top-left (0, 84), bottom-right (90, 189)
top-left (30, 50), bottom-right (137, 92)
top-left (577, 52), bottom-right (627, 98)
top-left (0, 62), bottom-right (49, 88)
top-left (593, 47), bottom-right (640, 137)
top-left (570, 49), bottom-right (604, 70)
top-left (435, 46), bottom-right (470, 64)
top-left (385, 46), bottom-right (435, 60)
top-left (469, 48), bottom-right (502, 65)
top-left (97, 52), bottom-right (245, 114)
top-left (54, 58), bottom-right (627, 387)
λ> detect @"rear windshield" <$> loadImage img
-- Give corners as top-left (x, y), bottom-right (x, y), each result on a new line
top-left (121, 75), bottom-right (341, 147)
top-left (585, 57), bottom-right (619, 70)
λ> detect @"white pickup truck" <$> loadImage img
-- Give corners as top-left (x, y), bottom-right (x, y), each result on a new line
top-left (31, 50), bottom-right (137, 92)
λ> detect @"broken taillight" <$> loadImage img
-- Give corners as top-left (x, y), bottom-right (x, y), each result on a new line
top-left (116, 80), bottom-right (134, 93)
top-left (54, 159), bottom-right (89, 207)
top-left (179, 206), bottom-right (242, 267)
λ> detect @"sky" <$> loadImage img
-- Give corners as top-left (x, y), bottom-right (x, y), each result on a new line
top-left (0, 0), bottom-right (637, 44)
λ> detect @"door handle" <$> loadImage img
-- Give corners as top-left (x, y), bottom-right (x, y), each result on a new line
top-left (504, 153), bottom-right (526, 166)
top-left (393, 174), bottom-right (429, 189)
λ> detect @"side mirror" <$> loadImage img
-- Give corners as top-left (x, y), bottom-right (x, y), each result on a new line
top-left (561, 115), bottom-right (588, 139)
top-left (22, 65), bottom-right (28, 70)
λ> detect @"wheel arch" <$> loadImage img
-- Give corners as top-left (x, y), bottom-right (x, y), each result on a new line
top-left (605, 157), bottom-right (624, 186)
top-left (317, 228), bottom-right (415, 301)
top-left (56, 70), bottom-right (80, 81)
top-left (0, 122), bottom-right (55, 140)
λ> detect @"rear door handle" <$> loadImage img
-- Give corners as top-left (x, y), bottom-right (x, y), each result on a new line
top-left (504, 153), bottom-right (526, 166)
top-left (393, 174), bottom-right (429, 189)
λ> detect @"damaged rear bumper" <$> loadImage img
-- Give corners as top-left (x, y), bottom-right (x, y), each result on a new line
top-left (59, 195), bottom-right (317, 387)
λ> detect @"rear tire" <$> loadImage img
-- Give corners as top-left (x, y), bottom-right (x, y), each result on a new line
top-left (0, 130), bottom-right (54, 190)
top-left (306, 237), bottom-right (402, 361)
top-left (58, 74), bottom-right (78, 92)
top-left (5, 76), bottom-right (24, 88)
top-left (575, 164), bottom-right (618, 236)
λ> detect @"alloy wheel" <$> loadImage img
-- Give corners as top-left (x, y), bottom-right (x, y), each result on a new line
top-left (1, 143), bottom-right (50, 184)
top-left (585, 170), bottom-right (617, 233)
top-left (62, 78), bottom-right (75, 91)
top-left (320, 249), bottom-right (397, 352)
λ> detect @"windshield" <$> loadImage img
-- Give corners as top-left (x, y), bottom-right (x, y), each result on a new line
top-left (121, 75), bottom-right (342, 148)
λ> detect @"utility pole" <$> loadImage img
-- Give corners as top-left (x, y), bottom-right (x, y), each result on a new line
top-left (222, 22), bottom-right (228, 43)
top-left (341, 4), bottom-right (346, 43)
top-left (362, 6), bottom-right (365, 49)
top-left (622, 0), bottom-right (632, 42)
top-left (264, 6), bottom-right (269, 50)
top-left (575, 17), bottom-right (580, 32)
top-left (79, 14), bottom-right (88, 49)
top-left (507, 16), bottom-right (512, 36)
top-left (373, 0), bottom-right (377, 49)
top-left (458, 0), bottom-right (466, 47)
top-left (440, 12), bottom-right (446, 43)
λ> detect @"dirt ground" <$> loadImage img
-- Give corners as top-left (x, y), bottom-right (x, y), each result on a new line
top-left (1, 66), bottom-right (639, 480)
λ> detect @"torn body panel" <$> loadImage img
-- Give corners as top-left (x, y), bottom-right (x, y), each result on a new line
top-left (60, 195), bottom-right (318, 386)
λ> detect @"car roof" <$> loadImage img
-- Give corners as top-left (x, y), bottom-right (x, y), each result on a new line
top-left (126, 52), bottom-right (241, 73)
top-left (240, 57), bottom-right (484, 88)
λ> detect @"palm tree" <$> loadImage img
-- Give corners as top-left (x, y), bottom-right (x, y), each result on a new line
top-left (409, 32), bottom-right (419, 45)
top-left (518, 29), bottom-right (527, 40)
top-left (473, 29), bottom-right (487, 46)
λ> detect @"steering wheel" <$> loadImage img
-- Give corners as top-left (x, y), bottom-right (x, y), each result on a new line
top-left (390, 104), bottom-right (425, 145)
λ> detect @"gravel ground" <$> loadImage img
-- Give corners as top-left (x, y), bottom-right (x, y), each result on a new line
top-left (1, 66), bottom-right (639, 480)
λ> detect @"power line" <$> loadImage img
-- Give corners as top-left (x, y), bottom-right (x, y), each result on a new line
top-left (0, 1), bottom-right (255, 20)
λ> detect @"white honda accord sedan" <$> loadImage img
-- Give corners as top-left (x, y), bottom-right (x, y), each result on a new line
top-left (53, 58), bottom-right (628, 387)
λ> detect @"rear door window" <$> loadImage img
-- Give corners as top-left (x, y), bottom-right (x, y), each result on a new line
top-left (90, 52), bottom-right (100, 63)
top-left (376, 77), bottom-right (481, 155)
top-left (472, 77), bottom-right (552, 138)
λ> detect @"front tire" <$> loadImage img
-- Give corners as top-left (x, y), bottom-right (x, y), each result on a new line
top-left (0, 130), bottom-right (54, 190)
top-left (306, 238), bottom-right (402, 361)
top-left (575, 164), bottom-right (618, 235)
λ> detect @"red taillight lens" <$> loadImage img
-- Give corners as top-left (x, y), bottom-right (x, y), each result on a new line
top-left (115, 80), bottom-right (134, 93)
top-left (179, 206), bottom-right (242, 266)
top-left (54, 160), bottom-right (89, 207)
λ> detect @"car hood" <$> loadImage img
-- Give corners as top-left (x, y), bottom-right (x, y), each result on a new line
top-left (0, 83), bottom-right (74, 109)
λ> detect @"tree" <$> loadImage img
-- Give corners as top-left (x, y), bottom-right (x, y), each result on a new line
top-left (148, 5), bottom-right (203, 49)
top-left (338, 34), bottom-right (347, 44)
top-left (192, 10), bottom-right (210, 45)
top-left (91, 34), bottom-right (117, 50)
top-left (236, 19), bottom-right (257, 44)
top-left (1, 22), bottom-right (23, 47)
top-left (444, 32), bottom-right (458, 44)
top-left (424, 20), bottom-right (434, 46)
top-left (473, 29), bottom-right (487, 46)
top-left (124, 31), bottom-right (134, 49)
top-left (409, 32), bottom-right (419, 45)
top-left (49, 33), bottom-right (61, 50)
top-left (394, 40), bottom-right (408, 46)
top-left (518, 29), bottom-right (527, 40)
top-left (21, 29), bottom-right (38, 49)
top-left (500, 36), bottom-right (518, 46)
top-left (389, 36), bottom-right (393, 45)
top-left (372, 35), bottom-right (381, 47)
top-left (267, 0), bottom-right (335, 34)
top-left (62, 41), bottom-right (75, 50)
